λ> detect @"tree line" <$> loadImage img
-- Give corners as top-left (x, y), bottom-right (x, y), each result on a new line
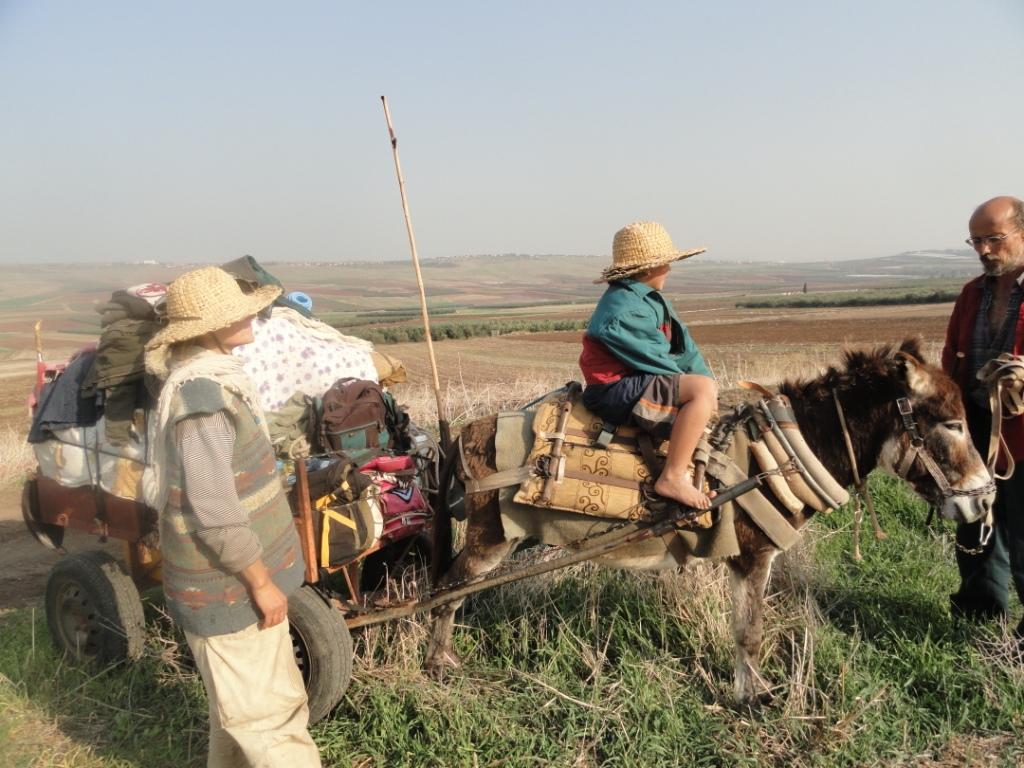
top-left (736, 289), bottom-right (959, 309)
top-left (349, 318), bottom-right (587, 344)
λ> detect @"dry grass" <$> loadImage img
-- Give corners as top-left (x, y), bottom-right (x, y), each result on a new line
top-left (0, 425), bottom-right (35, 489)
top-left (389, 339), bottom-right (948, 432)
top-left (0, 674), bottom-right (110, 768)
top-left (395, 377), bottom-right (569, 430)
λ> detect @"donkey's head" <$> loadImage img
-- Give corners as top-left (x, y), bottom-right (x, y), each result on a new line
top-left (859, 339), bottom-right (994, 524)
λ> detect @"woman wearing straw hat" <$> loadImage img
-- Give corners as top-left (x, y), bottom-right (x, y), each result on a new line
top-left (144, 266), bottom-right (320, 767)
top-left (579, 221), bottom-right (718, 510)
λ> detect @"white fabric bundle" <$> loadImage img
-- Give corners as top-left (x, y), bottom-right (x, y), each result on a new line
top-left (232, 307), bottom-right (378, 413)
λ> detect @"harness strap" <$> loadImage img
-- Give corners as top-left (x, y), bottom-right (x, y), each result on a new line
top-left (832, 389), bottom-right (862, 486)
top-left (757, 399), bottom-right (843, 510)
top-left (705, 448), bottom-right (800, 550)
top-left (595, 421), bottom-right (617, 448)
top-left (566, 426), bottom-right (637, 448)
top-left (540, 382), bottom-right (582, 504)
top-left (464, 466), bottom-right (535, 495)
top-left (457, 433), bottom-right (474, 483)
top-left (895, 443), bottom-right (919, 479)
top-left (458, 430), bottom-right (533, 494)
top-left (636, 432), bottom-right (665, 476)
top-left (537, 431), bottom-right (566, 441)
top-left (985, 375), bottom-right (1016, 481)
top-left (833, 389), bottom-right (888, 551)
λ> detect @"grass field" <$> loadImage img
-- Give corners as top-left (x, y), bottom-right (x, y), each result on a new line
top-left (2, 259), bottom-right (1020, 767)
top-left (1, 474), bottom-right (1022, 767)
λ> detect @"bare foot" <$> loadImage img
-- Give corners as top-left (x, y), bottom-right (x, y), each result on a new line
top-left (654, 475), bottom-right (713, 509)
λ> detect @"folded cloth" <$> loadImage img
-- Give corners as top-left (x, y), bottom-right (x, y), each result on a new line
top-left (266, 391), bottom-right (315, 459)
top-left (28, 350), bottom-right (100, 443)
top-left (221, 255), bottom-right (312, 318)
top-left (371, 350), bottom-right (408, 387)
top-left (87, 317), bottom-right (164, 390)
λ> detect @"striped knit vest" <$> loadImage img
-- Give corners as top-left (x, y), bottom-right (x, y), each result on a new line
top-left (159, 378), bottom-right (303, 636)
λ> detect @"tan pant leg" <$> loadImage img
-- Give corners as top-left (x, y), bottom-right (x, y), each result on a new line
top-left (187, 620), bottom-right (321, 768)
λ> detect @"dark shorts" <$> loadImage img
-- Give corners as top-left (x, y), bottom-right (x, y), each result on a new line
top-left (583, 373), bottom-right (681, 440)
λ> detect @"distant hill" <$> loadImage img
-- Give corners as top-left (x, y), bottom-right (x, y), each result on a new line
top-left (0, 249), bottom-right (982, 328)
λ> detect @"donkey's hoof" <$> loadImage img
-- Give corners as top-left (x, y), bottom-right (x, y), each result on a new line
top-left (424, 649), bottom-right (463, 678)
top-left (735, 686), bottom-right (776, 712)
top-left (754, 688), bottom-right (775, 706)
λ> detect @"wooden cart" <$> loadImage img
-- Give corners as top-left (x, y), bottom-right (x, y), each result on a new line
top-left (21, 446), bottom-right (454, 724)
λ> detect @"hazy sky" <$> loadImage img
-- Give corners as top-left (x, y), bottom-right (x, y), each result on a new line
top-left (1, 1), bottom-right (1022, 264)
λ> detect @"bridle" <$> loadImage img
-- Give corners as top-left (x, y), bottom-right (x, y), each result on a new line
top-left (891, 395), bottom-right (995, 552)
top-left (891, 398), bottom-right (992, 497)
top-left (833, 391), bottom-right (995, 554)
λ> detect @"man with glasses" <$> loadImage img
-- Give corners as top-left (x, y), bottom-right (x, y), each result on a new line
top-left (942, 195), bottom-right (1024, 636)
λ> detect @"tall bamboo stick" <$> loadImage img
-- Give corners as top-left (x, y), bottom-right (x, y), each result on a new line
top-left (380, 96), bottom-right (451, 451)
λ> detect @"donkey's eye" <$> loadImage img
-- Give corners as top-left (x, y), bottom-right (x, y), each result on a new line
top-left (943, 420), bottom-right (965, 434)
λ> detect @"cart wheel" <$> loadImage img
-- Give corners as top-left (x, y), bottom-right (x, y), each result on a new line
top-left (44, 551), bottom-right (146, 664)
top-left (288, 585), bottom-right (352, 724)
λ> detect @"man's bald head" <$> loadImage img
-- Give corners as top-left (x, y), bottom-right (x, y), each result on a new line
top-left (971, 196), bottom-right (1024, 232)
top-left (969, 196), bottom-right (1024, 277)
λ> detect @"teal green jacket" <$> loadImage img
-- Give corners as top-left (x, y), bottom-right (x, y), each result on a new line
top-left (579, 279), bottom-right (712, 382)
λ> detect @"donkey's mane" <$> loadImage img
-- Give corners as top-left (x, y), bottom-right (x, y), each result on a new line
top-left (778, 338), bottom-right (927, 404)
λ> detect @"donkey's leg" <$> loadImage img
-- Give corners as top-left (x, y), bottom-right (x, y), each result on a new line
top-left (424, 496), bottom-right (520, 673)
top-left (727, 548), bottom-right (778, 705)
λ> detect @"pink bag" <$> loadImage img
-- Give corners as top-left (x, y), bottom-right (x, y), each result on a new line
top-left (359, 455), bottom-right (431, 539)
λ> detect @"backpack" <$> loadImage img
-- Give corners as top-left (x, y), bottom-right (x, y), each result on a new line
top-left (358, 454), bottom-right (431, 541)
top-left (317, 378), bottom-right (391, 459)
top-left (289, 459), bottom-right (383, 567)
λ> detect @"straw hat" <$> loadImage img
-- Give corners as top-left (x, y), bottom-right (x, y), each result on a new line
top-left (596, 221), bottom-right (706, 283)
top-left (146, 266), bottom-right (281, 350)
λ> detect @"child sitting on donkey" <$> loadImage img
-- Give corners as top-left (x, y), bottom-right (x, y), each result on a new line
top-left (579, 220), bottom-right (718, 509)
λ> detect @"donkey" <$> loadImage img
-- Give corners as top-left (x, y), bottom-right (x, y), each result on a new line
top-left (425, 339), bottom-right (996, 705)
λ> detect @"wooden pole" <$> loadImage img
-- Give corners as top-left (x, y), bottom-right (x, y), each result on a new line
top-left (33, 321), bottom-right (45, 391)
top-left (344, 474), bottom-right (761, 629)
top-left (380, 96), bottom-right (451, 452)
top-left (294, 461), bottom-right (319, 584)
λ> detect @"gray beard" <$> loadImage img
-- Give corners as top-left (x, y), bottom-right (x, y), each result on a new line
top-left (983, 258), bottom-right (1024, 277)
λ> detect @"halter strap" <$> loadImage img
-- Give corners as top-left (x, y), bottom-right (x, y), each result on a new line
top-left (831, 389), bottom-right (863, 487)
top-left (891, 396), bottom-right (996, 500)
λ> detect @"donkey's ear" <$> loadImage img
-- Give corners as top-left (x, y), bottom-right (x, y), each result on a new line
top-left (898, 337), bottom-right (926, 364)
top-left (895, 350), bottom-right (936, 397)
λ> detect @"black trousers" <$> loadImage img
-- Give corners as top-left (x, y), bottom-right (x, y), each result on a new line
top-left (951, 404), bottom-right (1024, 633)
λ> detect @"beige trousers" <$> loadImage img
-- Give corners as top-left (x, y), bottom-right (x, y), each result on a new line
top-left (186, 619), bottom-right (321, 768)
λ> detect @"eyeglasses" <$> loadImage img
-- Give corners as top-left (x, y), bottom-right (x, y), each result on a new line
top-left (965, 233), bottom-right (1015, 247)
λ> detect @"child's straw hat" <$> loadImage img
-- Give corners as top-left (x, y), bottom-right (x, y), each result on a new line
top-left (596, 221), bottom-right (705, 283)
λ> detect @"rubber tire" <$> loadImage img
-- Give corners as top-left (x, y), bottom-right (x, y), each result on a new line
top-left (288, 585), bottom-right (353, 724)
top-left (44, 550), bottom-right (146, 665)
